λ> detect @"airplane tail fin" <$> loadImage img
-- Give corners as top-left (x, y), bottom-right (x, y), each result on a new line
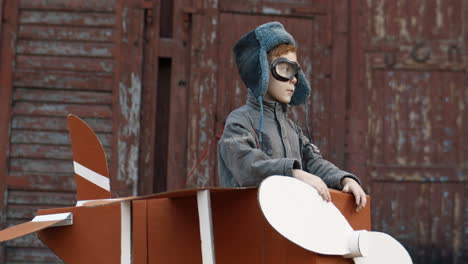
top-left (67, 114), bottom-right (111, 201)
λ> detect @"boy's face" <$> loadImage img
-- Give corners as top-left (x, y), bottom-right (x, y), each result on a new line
top-left (265, 51), bottom-right (298, 104)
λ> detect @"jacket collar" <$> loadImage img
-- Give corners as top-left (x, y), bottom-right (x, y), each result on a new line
top-left (246, 90), bottom-right (290, 118)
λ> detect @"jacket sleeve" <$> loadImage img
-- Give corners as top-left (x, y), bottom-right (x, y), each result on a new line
top-left (297, 125), bottom-right (361, 190)
top-left (218, 112), bottom-right (300, 187)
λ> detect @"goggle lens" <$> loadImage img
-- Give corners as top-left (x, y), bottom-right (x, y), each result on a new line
top-left (270, 58), bottom-right (301, 82)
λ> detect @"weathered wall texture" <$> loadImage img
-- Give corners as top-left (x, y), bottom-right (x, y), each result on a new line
top-left (354, 1), bottom-right (467, 263)
top-left (0, 0), bottom-right (465, 263)
top-left (0, 0), bottom-right (142, 262)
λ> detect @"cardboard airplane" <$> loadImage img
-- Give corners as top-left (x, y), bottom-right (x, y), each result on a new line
top-left (0, 114), bottom-right (372, 264)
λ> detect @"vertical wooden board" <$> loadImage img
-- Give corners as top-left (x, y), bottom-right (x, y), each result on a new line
top-left (429, 183), bottom-right (465, 263)
top-left (210, 189), bottom-right (264, 263)
top-left (367, 69), bottom-right (384, 166)
top-left (462, 183), bottom-right (468, 264)
top-left (346, 0), bottom-right (368, 183)
top-left (147, 197), bottom-right (202, 263)
top-left (371, 182), bottom-right (430, 263)
top-left (132, 200), bottom-right (148, 264)
top-left (328, 0), bottom-right (349, 167)
top-left (406, 71), bottom-right (431, 166)
top-left (438, 72), bottom-right (463, 166)
top-left (0, 0), bottom-right (18, 210)
top-left (0, 1), bottom-right (18, 259)
top-left (187, 10), bottom-right (219, 188)
top-left (138, 0), bottom-right (159, 195)
top-left (166, 0), bottom-right (191, 190)
top-left (112, 1), bottom-right (144, 196)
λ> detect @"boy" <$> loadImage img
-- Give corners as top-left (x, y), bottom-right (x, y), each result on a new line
top-left (217, 22), bottom-right (366, 211)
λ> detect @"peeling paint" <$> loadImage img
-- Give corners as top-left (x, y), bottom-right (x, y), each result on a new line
top-left (435, 0), bottom-right (443, 29)
top-left (262, 7), bottom-right (283, 15)
top-left (375, 1), bottom-right (385, 38)
top-left (118, 72), bottom-right (142, 196)
top-left (122, 7), bottom-right (127, 34)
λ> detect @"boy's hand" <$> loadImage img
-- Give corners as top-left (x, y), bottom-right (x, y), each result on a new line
top-left (292, 169), bottom-right (331, 202)
top-left (341, 177), bottom-right (367, 212)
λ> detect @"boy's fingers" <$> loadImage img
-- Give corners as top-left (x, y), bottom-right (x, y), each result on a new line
top-left (342, 184), bottom-right (350, 193)
top-left (361, 194), bottom-right (367, 207)
top-left (354, 190), bottom-right (360, 206)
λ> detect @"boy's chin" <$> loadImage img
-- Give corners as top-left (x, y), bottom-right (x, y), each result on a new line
top-left (276, 97), bottom-right (292, 104)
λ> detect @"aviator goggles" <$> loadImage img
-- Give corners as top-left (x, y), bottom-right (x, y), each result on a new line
top-left (270, 58), bottom-right (301, 82)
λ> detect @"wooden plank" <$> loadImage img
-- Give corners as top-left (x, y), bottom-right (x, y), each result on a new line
top-left (16, 55), bottom-right (115, 73)
top-left (346, 0), bottom-right (369, 184)
top-left (10, 144), bottom-right (72, 160)
top-left (371, 182), bottom-right (430, 263)
top-left (11, 116), bottom-right (113, 133)
top-left (186, 9), bottom-right (219, 188)
top-left (219, 0), bottom-right (329, 15)
top-left (19, 10), bottom-right (115, 26)
top-left (6, 247), bottom-right (62, 262)
top-left (4, 232), bottom-right (45, 248)
top-left (369, 166), bottom-right (461, 182)
top-left (18, 25), bottom-right (115, 42)
top-left (9, 159), bottom-right (73, 174)
top-left (12, 102), bottom-right (112, 118)
top-left (16, 40), bottom-right (115, 57)
top-left (463, 183), bottom-right (468, 263)
top-left (10, 143), bottom-right (112, 161)
top-left (328, 0), bottom-right (348, 168)
top-left (10, 130), bottom-right (112, 147)
top-left (7, 204), bottom-right (61, 220)
top-left (165, 0), bottom-right (191, 191)
top-left (14, 88), bottom-right (113, 104)
top-left (20, 0), bottom-right (116, 12)
top-left (0, 0), bottom-right (19, 214)
top-left (6, 173), bottom-right (75, 191)
top-left (138, 0), bottom-right (160, 195)
top-left (14, 71), bottom-right (113, 91)
top-left (429, 183), bottom-right (465, 263)
top-left (7, 190), bottom-right (75, 206)
top-left (110, 0), bottom-right (144, 196)
top-left (0, 1), bottom-right (19, 260)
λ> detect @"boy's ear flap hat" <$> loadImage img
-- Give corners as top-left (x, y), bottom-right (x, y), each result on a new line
top-left (233, 21), bottom-right (311, 106)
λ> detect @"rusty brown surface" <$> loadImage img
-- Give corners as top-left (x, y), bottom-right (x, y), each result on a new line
top-left (138, 0), bottom-right (160, 195)
top-left (360, 1), bottom-right (467, 263)
top-left (110, 0), bottom-right (144, 198)
top-left (186, 1), bottom-right (220, 188)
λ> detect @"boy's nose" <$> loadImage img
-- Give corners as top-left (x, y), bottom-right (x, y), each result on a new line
top-left (290, 76), bottom-right (298, 84)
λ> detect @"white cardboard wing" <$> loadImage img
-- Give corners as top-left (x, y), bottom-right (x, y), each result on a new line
top-left (258, 176), bottom-right (412, 264)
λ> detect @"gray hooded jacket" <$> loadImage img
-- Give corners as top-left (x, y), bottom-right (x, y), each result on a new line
top-left (217, 93), bottom-right (360, 189)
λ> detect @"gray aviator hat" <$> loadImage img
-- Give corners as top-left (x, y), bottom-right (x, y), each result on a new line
top-left (233, 21), bottom-right (311, 106)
